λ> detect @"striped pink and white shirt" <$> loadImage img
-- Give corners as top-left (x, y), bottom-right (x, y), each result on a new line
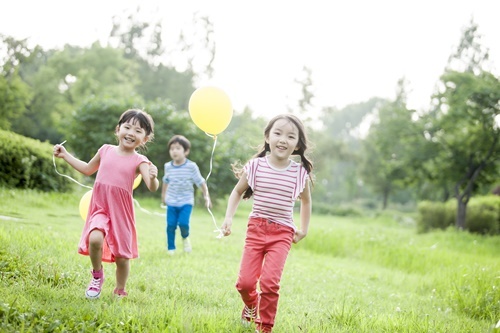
top-left (244, 156), bottom-right (309, 231)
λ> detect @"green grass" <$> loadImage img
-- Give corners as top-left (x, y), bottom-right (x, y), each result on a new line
top-left (0, 188), bottom-right (499, 332)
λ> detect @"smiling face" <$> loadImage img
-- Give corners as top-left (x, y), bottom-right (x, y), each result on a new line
top-left (116, 119), bottom-right (149, 153)
top-left (265, 118), bottom-right (299, 167)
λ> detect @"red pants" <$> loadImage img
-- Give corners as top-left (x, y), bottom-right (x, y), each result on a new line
top-left (236, 217), bottom-right (294, 331)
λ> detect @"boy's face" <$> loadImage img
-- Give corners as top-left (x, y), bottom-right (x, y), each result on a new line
top-left (169, 142), bottom-right (188, 164)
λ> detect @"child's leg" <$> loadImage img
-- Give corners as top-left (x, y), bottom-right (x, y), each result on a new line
top-left (236, 218), bottom-right (266, 307)
top-left (88, 229), bottom-right (104, 271)
top-left (256, 223), bottom-right (294, 332)
top-left (166, 206), bottom-right (179, 250)
top-left (115, 257), bottom-right (130, 291)
top-left (177, 204), bottom-right (193, 239)
top-left (86, 229), bottom-right (105, 299)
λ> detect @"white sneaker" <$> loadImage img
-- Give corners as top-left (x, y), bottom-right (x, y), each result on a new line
top-left (183, 237), bottom-right (192, 253)
top-left (167, 250), bottom-right (175, 255)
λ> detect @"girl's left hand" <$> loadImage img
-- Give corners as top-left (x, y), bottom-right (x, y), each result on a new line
top-left (293, 230), bottom-right (307, 244)
top-left (149, 164), bottom-right (158, 179)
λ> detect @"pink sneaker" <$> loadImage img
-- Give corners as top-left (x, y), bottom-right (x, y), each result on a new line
top-left (113, 288), bottom-right (128, 297)
top-left (85, 268), bottom-right (104, 299)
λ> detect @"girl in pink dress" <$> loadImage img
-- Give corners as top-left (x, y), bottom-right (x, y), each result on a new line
top-left (53, 109), bottom-right (159, 299)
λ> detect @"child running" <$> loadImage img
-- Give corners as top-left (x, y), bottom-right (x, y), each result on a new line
top-left (221, 114), bottom-right (313, 333)
top-left (161, 135), bottom-right (211, 255)
top-left (53, 109), bottom-right (159, 299)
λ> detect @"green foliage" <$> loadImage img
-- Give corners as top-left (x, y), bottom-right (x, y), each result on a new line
top-left (0, 130), bottom-right (76, 191)
top-left (136, 60), bottom-right (195, 110)
top-left (466, 195), bottom-right (500, 235)
top-left (417, 200), bottom-right (455, 233)
top-left (0, 71), bottom-right (31, 130)
top-left (359, 81), bottom-right (424, 209)
top-left (418, 196), bottom-right (500, 235)
top-left (315, 99), bottom-right (384, 205)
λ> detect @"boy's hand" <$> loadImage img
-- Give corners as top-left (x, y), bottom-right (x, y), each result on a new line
top-left (205, 196), bottom-right (212, 209)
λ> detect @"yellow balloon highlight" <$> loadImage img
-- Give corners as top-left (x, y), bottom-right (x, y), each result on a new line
top-left (79, 190), bottom-right (92, 221)
top-left (188, 86), bottom-right (233, 135)
top-left (133, 174), bottom-right (142, 190)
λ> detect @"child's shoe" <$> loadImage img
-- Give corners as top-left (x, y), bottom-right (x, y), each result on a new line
top-left (241, 304), bottom-right (257, 327)
top-left (85, 268), bottom-right (104, 299)
top-left (167, 249), bottom-right (176, 255)
top-left (113, 288), bottom-right (128, 297)
top-left (183, 237), bottom-right (192, 253)
top-left (255, 324), bottom-right (273, 332)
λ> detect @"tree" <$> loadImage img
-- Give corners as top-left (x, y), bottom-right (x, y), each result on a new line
top-left (359, 79), bottom-right (419, 209)
top-left (0, 35), bottom-right (35, 131)
top-left (11, 43), bottom-right (139, 143)
top-left (422, 20), bottom-right (500, 229)
top-left (424, 70), bottom-right (500, 228)
top-left (0, 73), bottom-right (30, 130)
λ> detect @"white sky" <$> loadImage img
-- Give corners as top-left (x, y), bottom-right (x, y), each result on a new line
top-left (1, 0), bottom-right (499, 120)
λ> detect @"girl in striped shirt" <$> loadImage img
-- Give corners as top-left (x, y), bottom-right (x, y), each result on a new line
top-left (221, 114), bottom-right (313, 333)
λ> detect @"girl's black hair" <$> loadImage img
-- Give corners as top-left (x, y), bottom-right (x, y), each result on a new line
top-left (118, 109), bottom-right (155, 141)
top-left (235, 113), bottom-right (313, 199)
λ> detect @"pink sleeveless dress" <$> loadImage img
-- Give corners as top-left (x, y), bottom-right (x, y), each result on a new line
top-left (78, 144), bottom-right (150, 262)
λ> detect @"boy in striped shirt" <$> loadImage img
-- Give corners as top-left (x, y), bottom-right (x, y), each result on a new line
top-left (161, 135), bottom-right (211, 255)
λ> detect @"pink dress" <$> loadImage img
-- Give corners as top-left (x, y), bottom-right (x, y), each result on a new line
top-left (78, 144), bottom-right (150, 262)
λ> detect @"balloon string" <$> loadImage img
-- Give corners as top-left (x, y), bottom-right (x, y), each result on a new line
top-left (133, 199), bottom-right (165, 217)
top-left (204, 133), bottom-right (223, 238)
top-left (205, 133), bottom-right (217, 182)
top-left (53, 140), bottom-right (165, 217)
top-left (52, 140), bottom-right (93, 190)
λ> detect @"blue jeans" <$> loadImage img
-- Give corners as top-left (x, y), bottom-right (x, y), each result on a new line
top-left (166, 204), bottom-right (193, 250)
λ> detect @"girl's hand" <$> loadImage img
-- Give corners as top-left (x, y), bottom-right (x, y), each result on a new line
top-left (220, 219), bottom-right (232, 236)
top-left (149, 164), bottom-right (158, 179)
top-left (293, 230), bottom-right (307, 244)
top-left (53, 144), bottom-right (68, 159)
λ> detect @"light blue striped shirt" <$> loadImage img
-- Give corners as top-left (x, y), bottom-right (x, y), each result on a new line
top-left (163, 159), bottom-right (205, 207)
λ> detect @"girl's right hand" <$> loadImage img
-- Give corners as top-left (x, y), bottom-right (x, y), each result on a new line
top-left (220, 219), bottom-right (232, 236)
top-left (53, 144), bottom-right (67, 158)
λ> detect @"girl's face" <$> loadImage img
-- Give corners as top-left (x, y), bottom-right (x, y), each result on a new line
top-left (266, 118), bottom-right (299, 164)
top-left (169, 142), bottom-right (188, 165)
top-left (116, 120), bottom-right (148, 152)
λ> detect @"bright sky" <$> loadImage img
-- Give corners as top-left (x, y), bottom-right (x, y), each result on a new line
top-left (1, 0), bottom-right (499, 119)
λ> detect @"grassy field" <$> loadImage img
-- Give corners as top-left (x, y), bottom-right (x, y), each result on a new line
top-left (0, 187), bottom-right (499, 332)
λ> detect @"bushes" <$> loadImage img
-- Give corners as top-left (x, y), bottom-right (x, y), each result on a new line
top-left (0, 130), bottom-right (77, 191)
top-left (417, 196), bottom-right (500, 235)
top-left (466, 196), bottom-right (500, 235)
top-left (417, 200), bottom-right (455, 232)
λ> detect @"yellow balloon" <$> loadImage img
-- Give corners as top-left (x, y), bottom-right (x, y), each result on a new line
top-left (79, 190), bottom-right (92, 221)
top-left (133, 174), bottom-right (142, 190)
top-left (188, 86), bottom-right (233, 135)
